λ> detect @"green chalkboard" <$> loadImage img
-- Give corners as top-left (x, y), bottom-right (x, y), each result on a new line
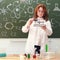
top-left (0, 0), bottom-right (60, 38)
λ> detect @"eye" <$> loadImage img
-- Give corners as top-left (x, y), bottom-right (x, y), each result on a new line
top-left (38, 10), bottom-right (44, 13)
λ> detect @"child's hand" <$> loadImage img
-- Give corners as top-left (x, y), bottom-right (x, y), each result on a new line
top-left (41, 26), bottom-right (46, 30)
top-left (27, 18), bottom-right (34, 27)
top-left (29, 18), bottom-right (34, 25)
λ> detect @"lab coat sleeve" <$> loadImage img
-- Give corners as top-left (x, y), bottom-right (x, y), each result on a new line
top-left (45, 20), bottom-right (53, 36)
top-left (21, 19), bottom-right (30, 33)
top-left (22, 25), bottom-right (29, 33)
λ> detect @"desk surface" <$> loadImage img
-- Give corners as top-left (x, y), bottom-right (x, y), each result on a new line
top-left (0, 53), bottom-right (60, 60)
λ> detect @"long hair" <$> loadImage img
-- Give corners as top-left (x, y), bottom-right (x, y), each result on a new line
top-left (33, 4), bottom-right (48, 21)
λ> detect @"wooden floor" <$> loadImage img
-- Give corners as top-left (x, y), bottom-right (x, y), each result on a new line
top-left (0, 57), bottom-right (19, 60)
top-left (0, 53), bottom-right (60, 60)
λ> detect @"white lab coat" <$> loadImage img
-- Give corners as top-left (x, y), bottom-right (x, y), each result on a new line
top-left (22, 19), bottom-right (53, 54)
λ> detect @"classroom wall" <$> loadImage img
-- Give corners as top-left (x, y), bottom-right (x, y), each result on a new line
top-left (0, 38), bottom-right (60, 55)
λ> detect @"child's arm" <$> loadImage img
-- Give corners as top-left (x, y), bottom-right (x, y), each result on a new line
top-left (22, 18), bottom-right (34, 33)
top-left (41, 20), bottom-right (53, 36)
top-left (45, 20), bottom-right (53, 36)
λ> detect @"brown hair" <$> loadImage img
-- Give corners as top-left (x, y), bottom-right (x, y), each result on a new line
top-left (33, 4), bottom-right (48, 21)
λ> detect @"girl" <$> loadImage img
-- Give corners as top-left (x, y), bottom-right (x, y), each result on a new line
top-left (22, 4), bottom-right (53, 55)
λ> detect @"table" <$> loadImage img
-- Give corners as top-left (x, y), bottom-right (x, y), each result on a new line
top-left (0, 53), bottom-right (60, 60)
top-left (41, 53), bottom-right (60, 60)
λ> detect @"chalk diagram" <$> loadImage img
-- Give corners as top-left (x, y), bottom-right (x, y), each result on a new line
top-left (0, 23), bottom-right (3, 28)
top-left (50, 3), bottom-right (60, 29)
top-left (27, 6), bottom-right (34, 14)
top-left (0, 0), bottom-right (60, 38)
top-left (46, 0), bottom-right (51, 5)
top-left (6, 1), bottom-right (20, 19)
top-left (51, 19), bottom-right (60, 29)
top-left (22, 0), bottom-right (38, 5)
top-left (1, 30), bottom-right (7, 37)
top-left (10, 31), bottom-right (16, 37)
top-left (15, 20), bottom-right (27, 31)
top-left (53, 3), bottom-right (60, 11)
top-left (0, 0), bottom-right (3, 3)
top-left (4, 22), bottom-right (14, 30)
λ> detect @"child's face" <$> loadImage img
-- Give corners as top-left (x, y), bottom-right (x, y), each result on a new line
top-left (37, 7), bottom-right (44, 18)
